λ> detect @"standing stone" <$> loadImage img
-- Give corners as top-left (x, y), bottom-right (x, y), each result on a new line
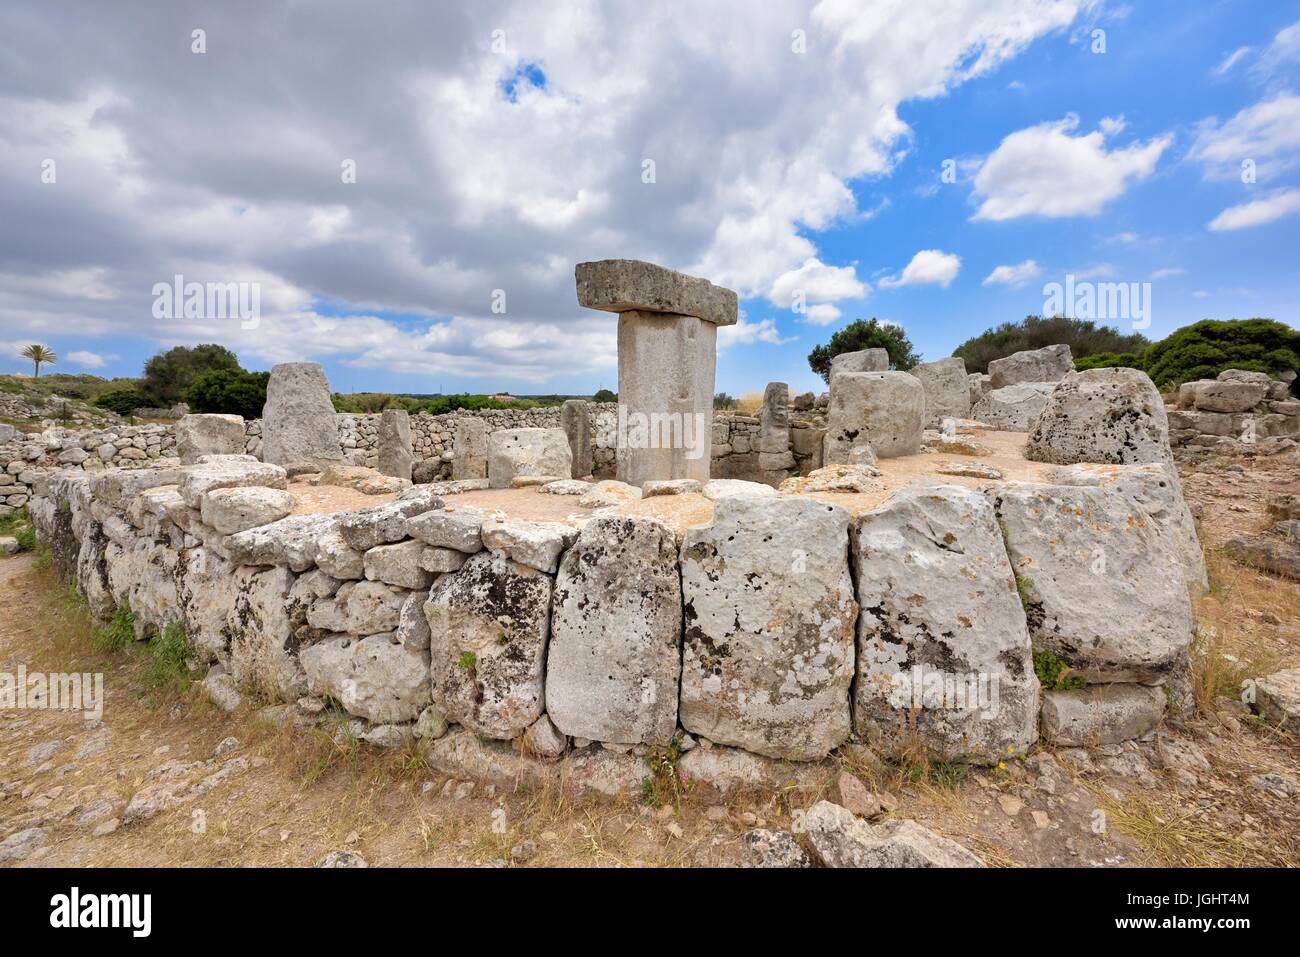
top-left (824, 371), bottom-right (925, 462)
top-left (758, 381), bottom-right (794, 484)
top-left (546, 516), bottom-right (682, 745)
top-left (968, 372), bottom-right (992, 407)
top-left (830, 349), bottom-right (889, 380)
top-left (451, 417), bottom-right (488, 480)
top-left (560, 400), bottom-right (593, 478)
top-left (852, 485), bottom-right (1038, 763)
top-left (908, 357), bottom-right (970, 429)
top-left (424, 551), bottom-right (552, 740)
top-left (175, 414), bottom-right (246, 464)
top-left (261, 362), bottom-right (343, 467)
top-left (987, 344), bottom-right (1073, 389)
top-left (971, 382), bottom-right (1054, 432)
top-left (576, 260), bottom-right (737, 487)
top-left (1026, 368), bottom-right (1174, 468)
top-left (679, 496), bottom-right (858, 760)
top-left (487, 428), bottom-right (572, 488)
top-left (376, 409), bottom-right (413, 481)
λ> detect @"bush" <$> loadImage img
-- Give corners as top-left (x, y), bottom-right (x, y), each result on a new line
top-left (141, 344), bottom-right (241, 405)
top-left (953, 315), bottom-right (1150, 374)
top-left (592, 388), bottom-right (616, 403)
top-left (1142, 318), bottom-right (1300, 393)
top-left (94, 387), bottom-right (149, 416)
top-left (185, 368), bottom-right (269, 419)
top-left (1073, 351), bottom-right (1146, 372)
top-left (808, 318), bottom-right (921, 383)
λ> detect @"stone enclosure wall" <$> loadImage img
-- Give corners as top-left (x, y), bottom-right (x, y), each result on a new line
top-left (29, 440), bottom-right (1202, 792)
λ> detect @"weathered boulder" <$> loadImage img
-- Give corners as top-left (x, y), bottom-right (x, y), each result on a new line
top-left (226, 565), bottom-right (307, 700)
top-left (968, 372), bottom-right (992, 406)
top-left (175, 414), bottom-right (246, 465)
top-left (424, 551), bottom-right (552, 739)
top-left (971, 382), bottom-right (1054, 432)
top-left (520, 714), bottom-right (568, 760)
top-left (802, 801), bottom-right (985, 868)
top-left (741, 830), bottom-right (812, 868)
top-left (1252, 666), bottom-right (1300, 730)
top-left (779, 463), bottom-right (881, 495)
top-left (852, 485), bottom-right (1038, 763)
top-left (199, 486), bottom-right (295, 534)
top-left (177, 460), bottom-right (288, 509)
top-left (260, 362), bottom-right (343, 467)
top-left (406, 504), bottom-right (486, 553)
top-left (363, 539), bottom-right (434, 590)
top-left (909, 357), bottom-right (970, 428)
top-left (830, 348), bottom-right (888, 379)
top-left (1039, 685), bottom-right (1166, 746)
top-left (226, 513), bottom-right (337, 572)
top-left (306, 578), bottom-right (408, 634)
top-left (1026, 368), bottom-right (1173, 468)
top-left (825, 371), bottom-right (925, 461)
top-left (560, 400), bottom-right (593, 478)
top-left (299, 633), bottom-right (431, 724)
top-left (175, 546), bottom-right (239, 663)
top-left (575, 259), bottom-right (738, 326)
top-left (481, 519), bottom-right (576, 574)
top-left (991, 482), bottom-right (1193, 681)
top-left (987, 344), bottom-right (1072, 389)
top-left (546, 516), bottom-right (682, 745)
top-left (679, 495), bottom-right (857, 760)
top-left (577, 479), bottom-right (642, 508)
top-left (1194, 378), bottom-right (1269, 413)
top-left (376, 409), bottom-right (413, 481)
top-left (337, 491), bottom-right (441, 550)
top-left (487, 428), bottom-right (572, 489)
top-left (701, 479), bottom-right (776, 500)
top-left (314, 526), bottom-right (365, 580)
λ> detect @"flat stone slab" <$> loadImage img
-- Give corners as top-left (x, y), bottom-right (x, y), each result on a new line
top-left (1040, 685), bottom-right (1166, 746)
top-left (1252, 666), bottom-right (1300, 730)
top-left (575, 259), bottom-right (737, 326)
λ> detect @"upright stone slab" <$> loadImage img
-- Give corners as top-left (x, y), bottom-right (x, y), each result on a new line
top-left (576, 260), bottom-right (736, 487)
top-left (487, 428), bottom-right (572, 488)
top-left (909, 357), bottom-right (970, 428)
top-left (546, 516), bottom-right (682, 745)
top-left (679, 496), bottom-right (858, 760)
top-left (758, 381), bottom-right (794, 484)
top-left (175, 414), bottom-right (246, 464)
top-left (261, 362), bottom-right (343, 467)
top-left (824, 371), bottom-right (925, 462)
top-left (988, 344), bottom-right (1073, 389)
top-left (560, 399), bottom-right (593, 478)
top-left (451, 417), bottom-right (487, 480)
top-left (852, 485), bottom-right (1038, 763)
top-left (376, 408), bottom-right (413, 481)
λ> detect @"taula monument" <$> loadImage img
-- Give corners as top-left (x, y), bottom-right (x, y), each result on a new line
top-left (576, 259), bottom-right (737, 487)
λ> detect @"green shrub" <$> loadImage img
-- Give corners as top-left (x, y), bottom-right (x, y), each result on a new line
top-left (953, 315), bottom-right (1150, 374)
top-left (95, 387), bottom-right (149, 416)
top-left (185, 368), bottom-right (269, 418)
top-left (92, 605), bottom-right (137, 653)
top-left (808, 318), bottom-right (922, 383)
top-left (1033, 649), bottom-right (1085, 691)
top-left (143, 621), bottom-right (191, 690)
top-left (1142, 318), bottom-right (1300, 393)
top-left (1073, 351), bottom-right (1145, 371)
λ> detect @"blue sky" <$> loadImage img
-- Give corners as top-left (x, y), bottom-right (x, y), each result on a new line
top-left (1, 1), bottom-right (1297, 398)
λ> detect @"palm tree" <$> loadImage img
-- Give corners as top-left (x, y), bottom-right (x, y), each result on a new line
top-left (20, 344), bottom-right (56, 378)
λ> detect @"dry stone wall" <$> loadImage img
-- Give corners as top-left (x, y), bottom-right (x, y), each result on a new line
top-left (30, 448), bottom-right (1200, 787)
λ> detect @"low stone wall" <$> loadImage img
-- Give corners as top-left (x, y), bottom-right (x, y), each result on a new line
top-left (1167, 370), bottom-right (1299, 456)
top-left (28, 452), bottom-right (1202, 794)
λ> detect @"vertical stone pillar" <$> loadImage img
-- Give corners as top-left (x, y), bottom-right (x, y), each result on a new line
top-left (377, 408), bottom-right (413, 481)
top-left (560, 399), bottom-right (593, 478)
top-left (575, 260), bottom-right (737, 487)
top-left (451, 417), bottom-right (487, 480)
top-left (261, 362), bottom-right (344, 468)
top-left (758, 381), bottom-right (794, 485)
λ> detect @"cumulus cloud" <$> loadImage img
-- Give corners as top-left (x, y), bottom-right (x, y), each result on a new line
top-left (719, 315), bottom-right (794, 347)
top-left (768, 257), bottom-right (867, 324)
top-left (879, 249), bottom-right (961, 289)
top-left (66, 349), bottom-right (113, 368)
top-left (1150, 267), bottom-right (1185, 280)
top-left (0, 0), bottom-right (1084, 383)
top-left (982, 259), bottom-right (1041, 286)
top-left (971, 114), bottom-right (1170, 221)
top-left (1207, 187), bottom-right (1300, 232)
top-left (1188, 93), bottom-right (1300, 182)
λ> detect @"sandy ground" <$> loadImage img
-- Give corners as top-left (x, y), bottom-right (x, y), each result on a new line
top-left (1, 447), bottom-right (1298, 868)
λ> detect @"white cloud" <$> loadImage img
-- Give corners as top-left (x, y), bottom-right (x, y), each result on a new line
top-left (1254, 20), bottom-right (1300, 80)
top-left (880, 249), bottom-right (961, 289)
top-left (0, 0), bottom-right (1085, 384)
top-left (1188, 93), bottom-right (1300, 181)
top-left (66, 350), bottom-right (114, 369)
top-left (971, 114), bottom-right (1171, 221)
top-left (1072, 263), bottom-right (1117, 280)
top-left (1150, 267), bottom-right (1185, 280)
top-left (982, 259), bottom-right (1041, 286)
top-left (1207, 187), bottom-right (1300, 231)
top-left (768, 258), bottom-right (867, 307)
top-left (1193, 290), bottom-right (1210, 299)
top-left (802, 303), bottom-right (843, 326)
top-left (719, 315), bottom-right (794, 347)
top-left (1212, 46), bottom-right (1253, 76)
